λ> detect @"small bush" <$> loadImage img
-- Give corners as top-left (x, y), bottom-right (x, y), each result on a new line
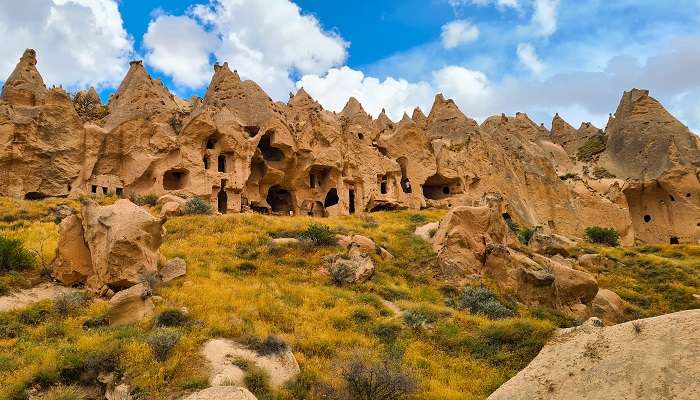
top-left (132, 194), bottom-right (158, 207)
top-left (453, 286), bottom-right (514, 319)
top-left (183, 197), bottom-right (213, 215)
top-left (257, 335), bottom-right (289, 356)
top-left (18, 302), bottom-right (52, 325)
top-left (408, 214), bottom-right (428, 224)
top-left (285, 370), bottom-right (319, 400)
top-left (373, 322), bottom-right (402, 344)
top-left (54, 292), bottom-right (90, 316)
top-left (154, 309), bottom-right (189, 327)
top-left (243, 365), bottom-right (273, 398)
top-left (234, 244), bottom-right (260, 260)
top-left (328, 262), bottom-right (353, 286)
top-left (82, 315), bottom-right (109, 330)
top-left (504, 218), bottom-right (520, 233)
top-left (403, 311), bottom-right (429, 330)
top-left (0, 314), bottom-right (23, 338)
top-left (299, 224), bottom-right (337, 246)
top-left (576, 134), bottom-right (606, 161)
top-left (146, 328), bottom-right (180, 362)
top-left (584, 226), bottom-right (620, 247)
top-left (38, 384), bottom-right (87, 400)
top-left (518, 227), bottom-right (535, 245)
top-left (341, 359), bottom-right (417, 400)
top-left (0, 281), bottom-right (8, 296)
top-left (0, 236), bottom-right (35, 274)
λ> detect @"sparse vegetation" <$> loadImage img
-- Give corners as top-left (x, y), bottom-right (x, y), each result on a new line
top-left (340, 358), bottom-right (417, 400)
top-left (451, 286), bottom-right (515, 319)
top-left (147, 328), bottom-right (181, 362)
top-left (0, 236), bottom-right (35, 274)
top-left (585, 226), bottom-right (620, 247)
top-left (154, 308), bottom-right (190, 327)
top-left (0, 199), bottom-right (697, 400)
top-left (243, 365), bottom-right (273, 399)
top-left (72, 91), bottom-right (109, 122)
top-left (131, 193), bottom-right (158, 207)
top-left (183, 197), bottom-right (213, 215)
top-left (576, 134), bottom-right (606, 161)
top-left (518, 227), bottom-right (535, 245)
top-left (299, 223), bottom-right (337, 246)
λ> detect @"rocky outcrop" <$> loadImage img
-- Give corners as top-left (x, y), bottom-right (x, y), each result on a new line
top-left (52, 199), bottom-right (166, 291)
top-left (488, 310), bottom-right (700, 400)
top-left (182, 387), bottom-right (257, 400)
top-left (106, 283), bottom-right (155, 326)
top-left (1, 49), bottom-right (697, 244)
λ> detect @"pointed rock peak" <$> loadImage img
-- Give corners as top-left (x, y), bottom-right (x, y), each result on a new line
top-left (428, 93), bottom-right (462, 117)
top-left (412, 107), bottom-right (427, 122)
top-left (288, 87), bottom-right (316, 107)
top-left (74, 86), bottom-right (102, 105)
top-left (400, 112), bottom-right (413, 124)
top-left (340, 97), bottom-right (371, 122)
top-left (377, 108), bottom-right (392, 123)
top-left (2, 48), bottom-right (48, 106)
top-left (551, 113), bottom-right (575, 135)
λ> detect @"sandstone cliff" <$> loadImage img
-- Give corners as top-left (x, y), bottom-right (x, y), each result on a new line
top-left (1, 50), bottom-right (698, 245)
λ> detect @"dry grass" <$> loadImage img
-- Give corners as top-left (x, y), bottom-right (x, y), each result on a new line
top-left (0, 198), bottom-right (698, 399)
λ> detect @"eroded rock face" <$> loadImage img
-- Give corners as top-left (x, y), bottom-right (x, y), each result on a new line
top-left (181, 387), bottom-right (257, 400)
top-left (52, 199), bottom-right (166, 291)
top-left (1, 50), bottom-right (697, 244)
top-left (106, 283), bottom-right (154, 326)
top-left (488, 310), bottom-right (700, 400)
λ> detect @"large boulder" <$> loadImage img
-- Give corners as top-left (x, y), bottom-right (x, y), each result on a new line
top-left (433, 206), bottom-right (516, 276)
top-left (329, 254), bottom-right (375, 284)
top-left (528, 229), bottom-right (576, 256)
top-left (52, 199), bottom-right (166, 291)
top-left (588, 288), bottom-right (625, 325)
top-left (488, 310), bottom-right (700, 400)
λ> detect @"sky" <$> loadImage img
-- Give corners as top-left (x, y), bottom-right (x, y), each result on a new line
top-left (1, 0), bottom-right (700, 132)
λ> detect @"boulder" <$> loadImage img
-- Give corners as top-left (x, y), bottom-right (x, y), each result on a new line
top-left (337, 234), bottom-right (377, 257)
top-left (160, 258), bottom-right (187, 282)
top-left (588, 288), bottom-right (625, 325)
top-left (52, 199), bottom-right (166, 291)
top-left (528, 229), bottom-right (576, 256)
top-left (157, 194), bottom-right (187, 207)
top-left (432, 206), bottom-right (517, 276)
top-left (577, 253), bottom-right (616, 270)
top-left (488, 310), bottom-right (700, 400)
top-left (414, 222), bottom-right (439, 242)
top-left (330, 254), bottom-right (375, 284)
top-left (202, 338), bottom-right (300, 388)
top-left (181, 387), bottom-right (257, 400)
top-left (271, 238), bottom-right (300, 247)
top-left (106, 283), bottom-right (154, 326)
top-left (159, 201), bottom-right (182, 218)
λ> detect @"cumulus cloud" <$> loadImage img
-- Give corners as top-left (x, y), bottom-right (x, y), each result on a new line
top-left (516, 43), bottom-right (545, 74)
top-left (441, 20), bottom-right (480, 49)
top-left (298, 67), bottom-right (435, 120)
top-left (449, 0), bottom-right (520, 9)
top-left (143, 0), bottom-right (348, 97)
top-left (531, 0), bottom-right (560, 37)
top-left (143, 15), bottom-right (217, 88)
top-left (0, 0), bottom-right (133, 89)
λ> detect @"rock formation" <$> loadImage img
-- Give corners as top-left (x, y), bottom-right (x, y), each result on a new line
top-left (1, 49), bottom-right (699, 244)
top-left (52, 199), bottom-right (166, 291)
top-left (488, 310), bottom-right (700, 400)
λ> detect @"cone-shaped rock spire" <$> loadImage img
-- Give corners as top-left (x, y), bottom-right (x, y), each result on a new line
top-left (1, 49), bottom-right (48, 106)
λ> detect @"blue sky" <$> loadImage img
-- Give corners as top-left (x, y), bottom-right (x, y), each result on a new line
top-left (1, 1), bottom-right (700, 132)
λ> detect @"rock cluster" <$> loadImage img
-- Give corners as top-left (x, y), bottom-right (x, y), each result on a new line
top-left (1, 49), bottom-right (698, 244)
top-left (433, 205), bottom-right (624, 324)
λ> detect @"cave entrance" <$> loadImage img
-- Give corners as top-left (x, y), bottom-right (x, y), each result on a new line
top-left (218, 155), bottom-right (226, 172)
top-left (218, 181), bottom-right (228, 214)
top-left (324, 188), bottom-right (339, 208)
top-left (397, 157), bottom-right (412, 194)
top-left (203, 156), bottom-right (210, 170)
top-left (258, 132), bottom-right (284, 161)
top-left (349, 189), bottom-right (356, 214)
top-left (267, 185), bottom-right (293, 214)
top-left (205, 136), bottom-right (218, 150)
top-left (309, 201), bottom-right (325, 217)
top-left (163, 169), bottom-right (189, 190)
top-left (24, 192), bottom-right (47, 200)
top-left (379, 175), bottom-right (388, 194)
top-left (670, 237), bottom-right (679, 245)
top-left (422, 174), bottom-right (461, 200)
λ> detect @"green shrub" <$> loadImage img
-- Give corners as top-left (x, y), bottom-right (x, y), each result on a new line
top-left (403, 311), bottom-right (429, 330)
top-left (132, 194), bottom-right (158, 207)
top-left (285, 370), bottom-right (319, 400)
top-left (146, 328), bottom-right (180, 362)
top-left (37, 384), bottom-right (87, 400)
top-left (82, 315), bottom-right (109, 330)
top-left (584, 226), bottom-right (620, 247)
top-left (373, 322), bottom-right (403, 344)
top-left (408, 214), bottom-right (428, 224)
top-left (0, 281), bottom-right (8, 296)
top-left (299, 224), bottom-right (337, 246)
top-left (0, 236), bottom-right (35, 274)
top-left (183, 197), bottom-right (213, 215)
top-left (341, 358), bottom-right (416, 400)
top-left (154, 308), bottom-right (189, 327)
top-left (452, 286), bottom-right (514, 319)
top-left (243, 365), bottom-right (273, 398)
top-left (0, 314), bottom-right (23, 338)
top-left (518, 227), bottom-right (535, 245)
top-left (54, 292), bottom-right (90, 316)
top-left (234, 244), bottom-right (260, 260)
top-left (329, 262), bottom-right (353, 286)
top-left (250, 334), bottom-right (289, 356)
top-left (576, 134), bottom-right (606, 161)
top-left (18, 302), bottom-right (52, 325)
top-left (504, 218), bottom-right (520, 233)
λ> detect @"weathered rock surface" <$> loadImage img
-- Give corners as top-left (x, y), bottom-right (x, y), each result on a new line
top-left (52, 199), bottom-right (166, 291)
top-left (1, 50), bottom-right (697, 244)
top-left (202, 338), bottom-right (300, 388)
top-left (181, 387), bottom-right (257, 400)
top-left (160, 257), bottom-right (187, 282)
top-left (0, 283), bottom-right (83, 312)
top-left (488, 310), bottom-right (700, 400)
top-left (330, 254), bottom-right (376, 284)
top-left (106, 283), bottom-right (154, 326)
top-left (414, 222), bottom-right (439, 242)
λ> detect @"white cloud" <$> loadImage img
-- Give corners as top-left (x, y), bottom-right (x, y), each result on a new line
top-left (441, 20), bottom-right (480, 49)
top-left (143, 15), bottom-right (217, 88)
top-left (0, 0), bottom-right (133, 89)
top-left (433, 66), bottom-right (492, 114)
top-left (531, 0), bottom-right (560, 37)
top-left (449, 0), bottom-right (520, 9)
top-left (516, 43), bottom-right (545, 74)
top-left (143, 0), bottom-right (348, 98)
top-left (298, 67), bottom-right (435, 120)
